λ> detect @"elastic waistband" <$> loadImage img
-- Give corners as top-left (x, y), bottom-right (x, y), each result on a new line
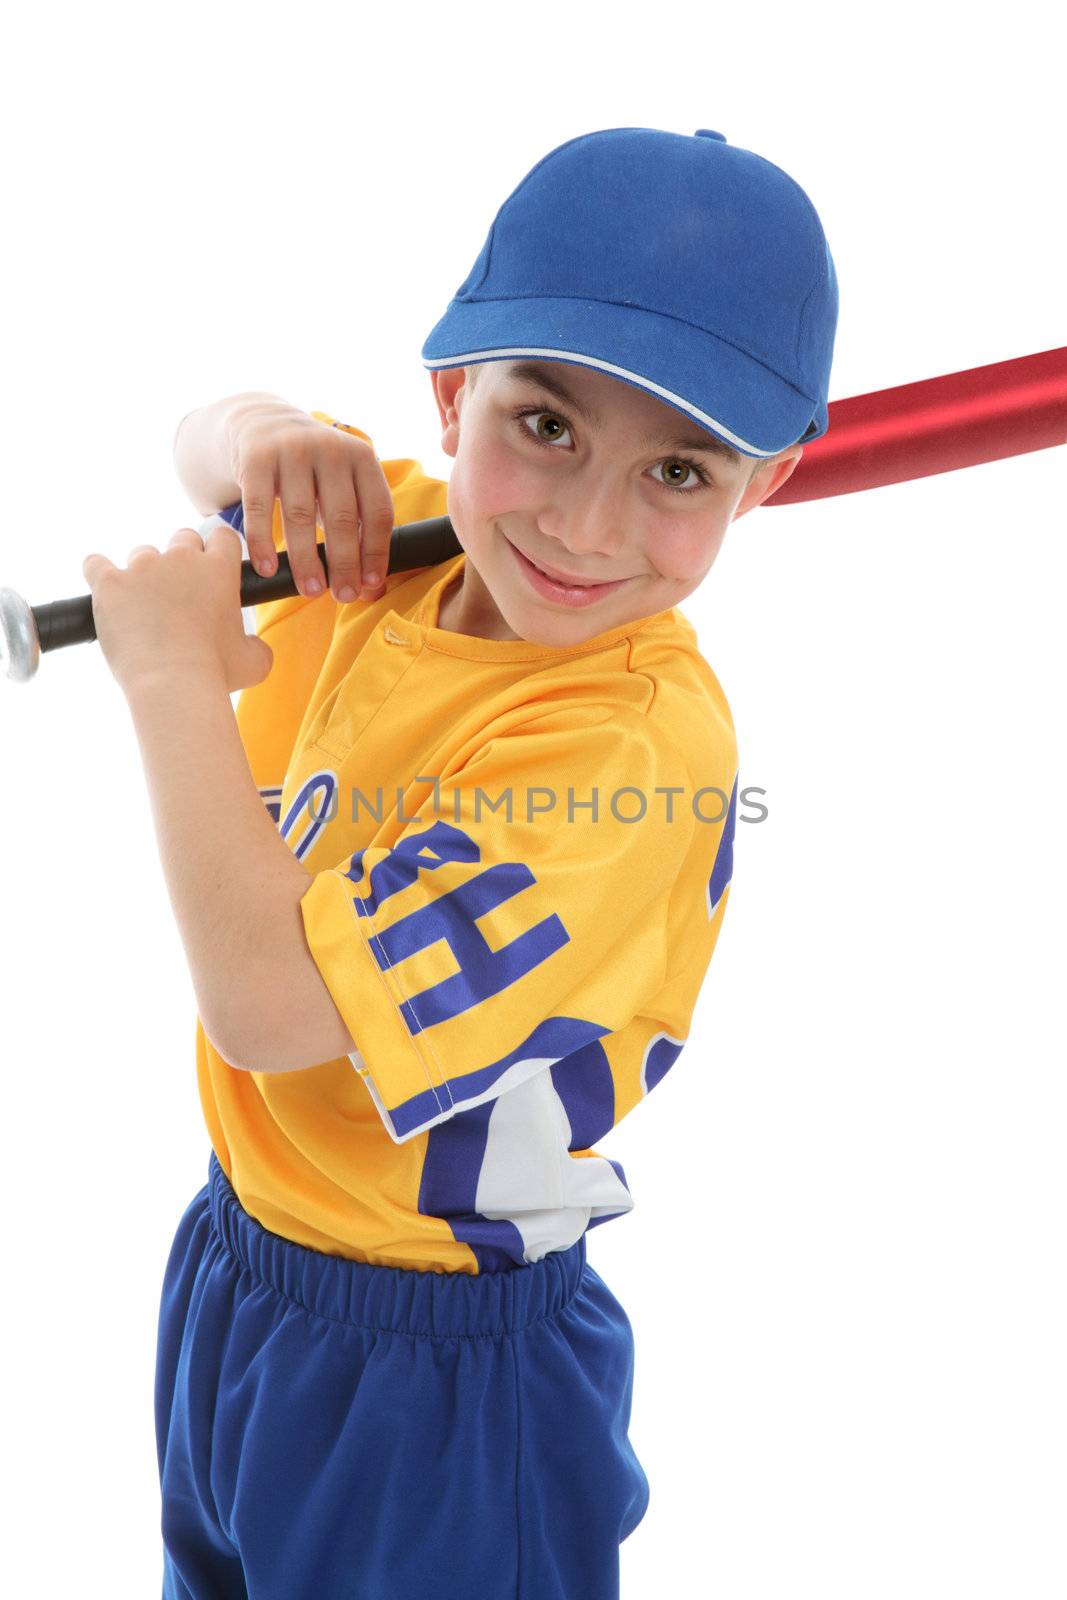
top-left (207, 1152), bottom-right (588, 1339)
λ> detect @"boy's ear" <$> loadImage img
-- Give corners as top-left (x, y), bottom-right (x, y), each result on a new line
top-left (430, 368), bottom-right (469, 456)
top-left (732, 445), bottom-right (804, 519)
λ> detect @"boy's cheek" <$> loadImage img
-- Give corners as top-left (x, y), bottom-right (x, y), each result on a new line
top-left (457, 445), bottom-right (540, 518)
top-left (658, 518), bottom-right (730, 584)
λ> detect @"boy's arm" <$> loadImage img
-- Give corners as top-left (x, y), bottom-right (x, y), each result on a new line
top-left (125, 665), bottom-right (357, 1074)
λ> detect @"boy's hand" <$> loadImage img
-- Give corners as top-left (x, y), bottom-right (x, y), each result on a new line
top-left (82, 525), bottom-right (274, 698)
top-left (226, 403), bottom-right (396, 604)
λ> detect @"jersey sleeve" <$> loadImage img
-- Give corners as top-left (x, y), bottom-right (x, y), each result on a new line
top-left (296, 704), bottom-right (722, 1144)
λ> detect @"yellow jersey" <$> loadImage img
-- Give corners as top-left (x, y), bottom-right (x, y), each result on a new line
top-left (194, 411), bottom-right (738, 1274)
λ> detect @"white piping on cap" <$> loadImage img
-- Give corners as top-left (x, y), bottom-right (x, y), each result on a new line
top-left (423, 344), bottom-right (784, 458)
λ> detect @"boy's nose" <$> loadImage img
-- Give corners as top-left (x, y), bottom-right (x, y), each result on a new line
top-left (532, 507), bottom-right (627, 563)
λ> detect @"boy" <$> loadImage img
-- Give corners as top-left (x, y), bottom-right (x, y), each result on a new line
top-left (83, 126), bottom-right (837, 1599)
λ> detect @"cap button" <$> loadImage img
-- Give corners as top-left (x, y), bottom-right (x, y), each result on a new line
top-left (694, 128), bottom-right (727, 141)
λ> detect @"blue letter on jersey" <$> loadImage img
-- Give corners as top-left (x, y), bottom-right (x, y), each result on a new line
top-left (343, 821), bottom-right (571, 1032)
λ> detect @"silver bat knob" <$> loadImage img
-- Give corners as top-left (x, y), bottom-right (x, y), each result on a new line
top-left (0, 588), bottom-right (39, 684)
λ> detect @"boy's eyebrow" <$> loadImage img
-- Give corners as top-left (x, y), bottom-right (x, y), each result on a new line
top-left (504, 360), bottom-right (745, 467)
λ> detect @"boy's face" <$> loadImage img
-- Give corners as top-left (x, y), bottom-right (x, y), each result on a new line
top-left (430, 359), bottom-right (804, 645)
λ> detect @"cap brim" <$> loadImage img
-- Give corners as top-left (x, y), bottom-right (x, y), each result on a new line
top-left (422, 296), bottom-right (823, 456)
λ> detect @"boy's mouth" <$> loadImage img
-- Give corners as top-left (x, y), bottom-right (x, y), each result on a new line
top-left (523, 553), bottom-right (601, 587)
top-left (506, 535), bottom-right (634, 605)
top-left (508, 538), bottom-right (621, 588)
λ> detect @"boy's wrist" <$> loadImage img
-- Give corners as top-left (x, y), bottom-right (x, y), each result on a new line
top-left (223, 395), bottom-right (305, 472)
top-left (123, 659), bottom-right (229, 710)
top-left (174, 391), bottom-right (290, 518)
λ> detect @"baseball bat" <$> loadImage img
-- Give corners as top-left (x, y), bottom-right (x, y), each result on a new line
top-left (2, 347), bottom-right (1063, 684)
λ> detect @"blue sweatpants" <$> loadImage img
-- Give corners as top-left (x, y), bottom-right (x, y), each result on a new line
top-left (154, 1151), bottom-right (650, 1599)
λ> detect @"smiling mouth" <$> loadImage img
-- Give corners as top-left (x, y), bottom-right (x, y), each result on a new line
top-left (511, 541), bottom-right (617, 588)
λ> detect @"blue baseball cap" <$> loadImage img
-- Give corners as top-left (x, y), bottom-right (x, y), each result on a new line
top-left (422, 126), bottom-right (839, 460)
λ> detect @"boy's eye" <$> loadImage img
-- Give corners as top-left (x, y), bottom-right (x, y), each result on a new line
top-left (649, 459), bottom-right (705, 492)
top-left (517, 408), bottom-right (571, 446)
top-left (512, 406), bottom-right (710, 494)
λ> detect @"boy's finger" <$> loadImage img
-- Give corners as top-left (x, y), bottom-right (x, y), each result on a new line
top-left (240, 457), bottom-right (279, 578)
top-left (314, 465), bottom-right (364, 602)
top-left (277, 461), bottom-right (326, 597)
top-left (352, 455), bottom-right (396, 600)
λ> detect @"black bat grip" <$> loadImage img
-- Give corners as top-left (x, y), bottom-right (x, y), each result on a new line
top-left (31, 511), bottom-right (461, 656)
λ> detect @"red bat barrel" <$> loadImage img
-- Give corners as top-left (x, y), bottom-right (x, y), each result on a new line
top-left (766, 346), bottom-right (1067, 505)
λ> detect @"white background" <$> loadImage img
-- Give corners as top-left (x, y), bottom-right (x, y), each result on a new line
top-left (1, 1), bottom-right (1063, 1594)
